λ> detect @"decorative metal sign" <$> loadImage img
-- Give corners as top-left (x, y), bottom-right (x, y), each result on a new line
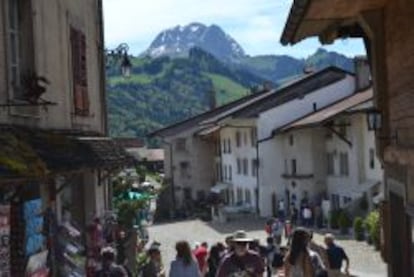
top-left (0, 205), bottom-right (10, 276)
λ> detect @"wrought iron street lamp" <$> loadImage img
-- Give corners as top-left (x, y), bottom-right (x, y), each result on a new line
top-left (106, 43), bottom-right (132, 77)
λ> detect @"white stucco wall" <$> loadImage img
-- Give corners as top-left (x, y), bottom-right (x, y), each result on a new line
top-left (257, 75), bottom-right (356, 217)
top-left (326, 113), bottom-right (383, 207)
top-left (220, 123), bottom-right (257, 207)
top-left (258, 75), bottom-right (356, 140)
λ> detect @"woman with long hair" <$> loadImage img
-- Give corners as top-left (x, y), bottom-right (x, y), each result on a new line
top-left (284, 228), bottom-right (326, 277)
top-left (169, 240), bottom-right (201, 277)
top-left (206, 243), bottom-right (221, 277)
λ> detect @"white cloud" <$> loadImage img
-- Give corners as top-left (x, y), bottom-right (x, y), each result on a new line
top-left (103, 0), bottom-right (365, 57)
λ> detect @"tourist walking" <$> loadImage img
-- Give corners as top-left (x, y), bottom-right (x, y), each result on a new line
top-left (141, 241), bottom-right (165, 277)
top-left (206, 244), bottom-right (221, 277)
top-left (272, 218), bottom-right (283, 245)
top-left (324, 234), bottom-right (350, 277)
top-left (215, 230), bottom-right (265, 277)
top-left (263, 236), bottom-right (282, 277)
top-left (194, 242), bottom-right (208, 275)
top-left (95, 246), bottom-right (128, 277)
top-left (169, 240), bottom-right (201, 277)
top-left (284, 228), bottom-right (326, 277)
top-left (302, 206), bottom-right (312, 227)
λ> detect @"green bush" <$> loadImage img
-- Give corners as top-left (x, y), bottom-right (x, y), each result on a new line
top-left (330, 209), bottom-right (341, 229)
top-left (338, 210), bottom-right (352, 234)
top-left (365, 210), bottom-right (380, 249)
top-left (353, 217), bottom-right (365, 241)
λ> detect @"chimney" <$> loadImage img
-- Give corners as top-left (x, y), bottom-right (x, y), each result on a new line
top-left (303, 65), bottom-right (316, 74)
top-left (354, 56), bottom-right (371, 91)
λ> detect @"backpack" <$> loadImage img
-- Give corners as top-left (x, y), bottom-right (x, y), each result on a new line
top-left (309, 251), bottom-right (327, 277)
top-left (271, 252), bottom-right (284, 268)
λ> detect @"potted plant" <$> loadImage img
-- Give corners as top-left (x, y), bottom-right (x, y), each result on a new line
top-left (365, 210), bottom-right (380, 250)
top-left (353, 217), bottom-right (365, 241)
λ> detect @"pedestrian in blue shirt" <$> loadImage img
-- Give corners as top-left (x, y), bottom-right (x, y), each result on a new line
top-left (324, 234), bottom-right (350, 277)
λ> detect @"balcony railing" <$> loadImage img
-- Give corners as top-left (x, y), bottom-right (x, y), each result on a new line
top-left (281, 173), bottom-right (314, 179)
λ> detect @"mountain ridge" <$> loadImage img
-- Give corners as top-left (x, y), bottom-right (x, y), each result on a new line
top-left (108, 23), bottom-right (357, 144)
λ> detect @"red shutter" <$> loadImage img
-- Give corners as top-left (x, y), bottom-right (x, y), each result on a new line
top-left (71, 27), bottom-right (89, 116)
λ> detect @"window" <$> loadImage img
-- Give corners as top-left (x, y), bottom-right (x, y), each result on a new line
top-left (229, 165), bottom-right (232, 181)
top-left (250, 128), bottom-right (257, 147)
top-left (369, 148), bottom-right (375, 169)
top-left (339, 152), bottom-right (349, 176)
top-left (291, 159), bottom-right (297, 175)
top-left (243, 158), bottom-right (249, 175)
top-left (179, 161), bottom-right (189, 178)
top-left (289, 135), bottom-right (294, 146)
top-left (71, 27), bottom-right (89, 116)
top-left (216, 163), bottom-right (221, 181)
top-left (343, 196), bottom-right (352, 205)
top-left (175, 138), bottom-right (187, 151)
top-left (327, 153), bottom-right (335, 175)
top-left (6, 0), bottom-right (34, 100)
top-left (243, 132), bottom-right (248, 145)
top-left (252, 159), bottom-right (258, 177)
top-left (337, 121), bottom-right (347, 137)
top-left (245, 189), bottom-right (251, 204)
top-left (224, 165), bottom-right (228, 180)
top-left (331, 194), bottom-right (340, 210)
top-left (228, 139), bottom-right (232, 153)
top-left (235, 131), bottom-right (241, 147)
top-left (237, 158), bottom-right (241, 174)
top-left (223, 139), bottom-right (227, 153)
top-left (230, 190), bottom-right (235, 204)
top-left (237, 188), bottom-right (243, 203)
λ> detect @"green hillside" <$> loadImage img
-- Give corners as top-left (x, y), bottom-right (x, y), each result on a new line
top-left (107, 48), bottom-right (261, 142)
top-left (205, 73), bottom-right (248, 105)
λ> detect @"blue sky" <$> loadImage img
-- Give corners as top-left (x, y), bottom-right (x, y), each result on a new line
top-left (103, 0), bottom-right (366, 58)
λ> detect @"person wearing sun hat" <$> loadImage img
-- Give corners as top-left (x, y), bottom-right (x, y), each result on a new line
top-left (216, 230), bottom-right (265, 277)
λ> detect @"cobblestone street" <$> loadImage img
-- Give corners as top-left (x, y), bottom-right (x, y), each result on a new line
top-left (148, 218), bottom-right (386, 277)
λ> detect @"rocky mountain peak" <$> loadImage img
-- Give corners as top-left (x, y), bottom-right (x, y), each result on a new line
top-left (142, 23), bottom-right (246, 62)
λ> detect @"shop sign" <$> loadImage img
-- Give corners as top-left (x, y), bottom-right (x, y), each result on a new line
top-left (0, 205), bottom-right (10, 276)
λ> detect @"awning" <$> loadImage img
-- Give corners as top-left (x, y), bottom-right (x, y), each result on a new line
top-left (211, 182), bottom-right (231, 193)
top-left (0, 126), bottom-right (134, 179)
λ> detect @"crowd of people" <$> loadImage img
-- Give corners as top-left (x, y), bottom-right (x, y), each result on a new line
top-left (95, 223), bottom-right (350, 277)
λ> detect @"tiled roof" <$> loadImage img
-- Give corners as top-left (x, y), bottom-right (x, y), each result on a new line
top-left (277, 88), bottom-right (373, 133)
top-left (229, 67), bottom-right (350, 118)
top-left (150, 67), bottom-right (351, 138)
top-left (148, 88), bottom-right (272, 138)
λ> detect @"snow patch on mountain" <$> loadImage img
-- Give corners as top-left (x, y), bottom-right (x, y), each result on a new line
top-left (142, 23), bottom-right (246, 62)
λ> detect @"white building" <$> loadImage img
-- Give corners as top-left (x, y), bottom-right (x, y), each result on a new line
top-left (151, 93), bottom-right (268, 213)
top-left (198, 66), bottom-right (359, 217)
top-left (229, 67), bottom-right (358, 217)
top-left (216, 120), bottom-right (258, 211)
top-left (279, 88), bottom-right (383, 214)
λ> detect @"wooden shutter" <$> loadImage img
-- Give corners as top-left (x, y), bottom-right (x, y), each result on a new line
top-left (380, 200), bottom-right (390, 263)
top-left (71, 27), bottom-right (89, 116)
